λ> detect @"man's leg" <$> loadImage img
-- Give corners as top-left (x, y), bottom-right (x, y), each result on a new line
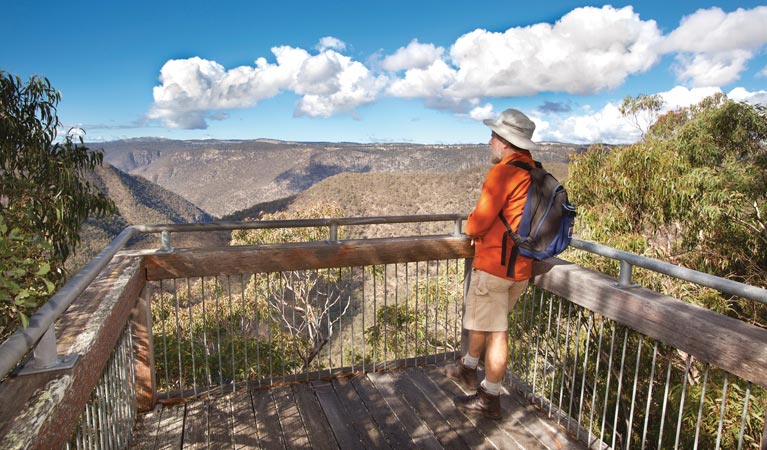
top-left (445, 330), bottom-right (486, 390)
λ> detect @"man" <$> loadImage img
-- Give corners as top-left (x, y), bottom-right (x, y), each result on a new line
top-left (446, 108), bottom-right (538, 419)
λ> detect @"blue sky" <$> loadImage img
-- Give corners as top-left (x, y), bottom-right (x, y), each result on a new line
top-left (4, 1), bottom-right (767, 144)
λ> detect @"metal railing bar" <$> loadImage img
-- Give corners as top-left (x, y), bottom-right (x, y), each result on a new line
top-left (576, 314), bottom-right (593, 441)
top-left (737, 382), bottom-right (752, 450)
top-left (657, 352), bottom-right (674, 449)
top-left (625, 335), bottom-right (643, 450)
top-left (641, 340), bottom-right (659, 450)
top-left (715, 373), bottom-right (729, 450)
top-left (557, 302), bottom-right (573, 425)
top-left (173, 279), bottom-right (183, 393)
top-left (674, 354), bottom-right (693, 450)
top-left (611, 329), bottom-right (629, 450)
top-left (693, 363), bottom-right (710, 450)
top-left (570, 239), bottom-right (767, 305)
top-left (589, 318), bottom-right (606, 449)
top-left (132, 214), bottom-right (468, 234)
top-left (567, 309), bottom-right (583, 432)
top-left (599, 324), bottom-right (616, 446)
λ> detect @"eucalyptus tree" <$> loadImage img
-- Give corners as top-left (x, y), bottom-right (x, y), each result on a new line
top-left (0, 71), bottom-right (115, 337)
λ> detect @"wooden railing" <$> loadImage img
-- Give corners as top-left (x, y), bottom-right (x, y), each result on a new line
top-left (1, 218), bottom-right (766, 449)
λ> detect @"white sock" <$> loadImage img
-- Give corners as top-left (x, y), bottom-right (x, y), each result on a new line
top-left (481, 378), bottom-right (501, 396)
top-left (462, 354), bottom-right (479, 369)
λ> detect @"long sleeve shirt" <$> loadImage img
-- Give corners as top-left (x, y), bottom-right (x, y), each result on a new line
top-left (465, 151), bottom-right (534, 281)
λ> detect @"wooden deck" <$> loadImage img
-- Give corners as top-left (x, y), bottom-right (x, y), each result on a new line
top-left (129, 361), bottom-right (588, 449)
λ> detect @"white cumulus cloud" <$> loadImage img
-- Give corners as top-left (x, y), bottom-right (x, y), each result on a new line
top-left (317, 36), bottom-right (347, 52)
top-left (149, 42), bottom-right (386, 127)
top-left (381, 39), bottom-right (444, 72)
top-left (445, 6), bottom-right (662, 98)
top-left (537, 86), bottom-right (766, 145)
top-left (662, 7), bottom-right (767, 86)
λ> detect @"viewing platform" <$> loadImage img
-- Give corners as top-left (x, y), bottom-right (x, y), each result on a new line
top-left (0, 215), bottom-right (765, 449)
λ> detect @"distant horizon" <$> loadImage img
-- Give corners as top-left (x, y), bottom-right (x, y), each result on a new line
top-left (6, 1), bottom-right (767, 145)
top-left (85, 135), bottom-right (593, 147)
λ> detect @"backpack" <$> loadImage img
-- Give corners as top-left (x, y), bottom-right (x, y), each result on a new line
top-left (498, 160), bottom-right (577, 276)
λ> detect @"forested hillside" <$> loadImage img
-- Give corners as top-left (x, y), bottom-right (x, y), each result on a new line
top-left (99, 138), bottom-right (583, 217)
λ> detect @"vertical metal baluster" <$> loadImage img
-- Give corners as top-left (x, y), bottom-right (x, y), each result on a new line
top-left (279, 272), bottom-right (286, 379)
top-left (128, 322), bottom-right (137, 431)
top-left (540, 293), bottom-right (555, 408)
top-left (326, 269), bottom-right (332, 376)
top-left (557, 302), bottom-right (573, 424)
top-left (433, 261), bottom-right (440, 363)
top-left (693, 364), bottom-right (710, 450)
top-left (511, 285), bottom-right (526, 374)
top-left (373, 265), bottom-right (378, 368)
top-left (548, 297), bottom-right (564, 418)
top-left (641, 341), bottom-right (659, 450)
top-left (405, 263), bottom-right (410, 359)
top-left (415, 262), bottom-right (420, 364)
top-left (715, 373), bottom-right (730, 450)
top-left (292, 271), bottom-right (298, 378)
top-left (525, 288), bottom-right (538, 383)
top-left (350, 267), bottom-right (356, 373)
top-left (186, 279), bottom-right (198, 396)
top-left (267, 273), bottom-right (274, 385)
top-left (160, 279), bottom-right (169, 389)
top-left (625, 335), bottom-right (644, 449)
top-left (532, 288), bottom-right (545, 398)
top-left (226, 276), bottom-right (236, 388)
top-left (241, 277), bottom-right (248, 383)
top-left (85, 395), bottom-right (94, 450)
top-left (673, 354), bottom-right (693, 449)
top-left (657, 351), bottom-right (674, 449)
top-left (736, 382), bottom-right (752, 450)
top-left (255, 274), bottom-right (262, 386)
top-left (576, 314), bottom-right (593, 441)
top-left (425, 261), bottom-right (430, 362)
top-left (362, 266), bottom-right (366, 373)
top-left (568, 309), bottom-right (584, 432)
top-left (587, 317), bottom-right (605, 449)
top-left (201, 277), bottom-right (212, 387)
top-left (611, 329), bottom-right (629, 449)
top-left (394, 263), bottom-right (400, 360)
top-left (173, 279), bottom-right (183, 392)
top-left (97, 373), bottom-right (106, 450)
top-left (214, 276), bottom-right (224, 389)
top-left (444, 260), bottom-right (450, 362)
top-left (383, 264), bottom-right (388, 363)
top-left (340, 267), bottom-right (345, 370)
top-left (599, 324), bottom-right (616, 447)
top-left (453, 259), bottom-right (459, 360)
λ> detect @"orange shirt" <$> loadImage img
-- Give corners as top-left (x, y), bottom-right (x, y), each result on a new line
top-left (465, 151), bottom-right (534, 281)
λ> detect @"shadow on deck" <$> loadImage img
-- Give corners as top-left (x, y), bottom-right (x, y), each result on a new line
top-left (130, 360), bottom-right (587, 449)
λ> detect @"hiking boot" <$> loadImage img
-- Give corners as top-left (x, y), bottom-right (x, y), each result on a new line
top-left (445, 361), bottom-right (479, 390)
top-left (454, 385), bottom-right (502, 420)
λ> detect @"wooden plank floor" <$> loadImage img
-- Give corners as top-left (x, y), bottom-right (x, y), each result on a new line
top-left (130, 361), bottom-right (588, 449)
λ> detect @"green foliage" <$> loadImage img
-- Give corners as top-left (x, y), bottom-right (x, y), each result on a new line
top-left (0, 71), bottom-right (116, 261)
top-left (0, 214), bottom-right (56, 338)
top-left (569, 95), bottom-right (767, 313)
top-left (619, 93), bottom-right (665, 139)
top-left (564, 95), bottom-right (767, 447)
top-left (0, 71), bottom-right (115, 339)
top-left (364, 260), bottom-right (464, 361)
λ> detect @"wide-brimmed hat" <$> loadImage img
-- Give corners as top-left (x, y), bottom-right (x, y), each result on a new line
top-left (483, 108), bottom-right (539, 151)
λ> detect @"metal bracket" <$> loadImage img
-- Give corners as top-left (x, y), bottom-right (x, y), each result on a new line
top-left (615, 260), bottom-right (640, 289)
top-left (16, 325), bottom-right (78, 376)
top-left (158, 230), bottom-right (174, 252)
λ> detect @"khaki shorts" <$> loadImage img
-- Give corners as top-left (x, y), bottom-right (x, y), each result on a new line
top-left (463, 269), bottom-right (529, 332)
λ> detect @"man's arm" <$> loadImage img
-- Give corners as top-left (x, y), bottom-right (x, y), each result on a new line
top-left (465, 168), bottom-right (506, 239)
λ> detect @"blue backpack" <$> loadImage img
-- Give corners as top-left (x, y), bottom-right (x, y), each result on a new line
top-left (498, 161), bottom-right (577, 277)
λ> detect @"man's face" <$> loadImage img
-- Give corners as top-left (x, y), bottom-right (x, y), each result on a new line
top-left (489, 133), bottom-right (506, 164)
